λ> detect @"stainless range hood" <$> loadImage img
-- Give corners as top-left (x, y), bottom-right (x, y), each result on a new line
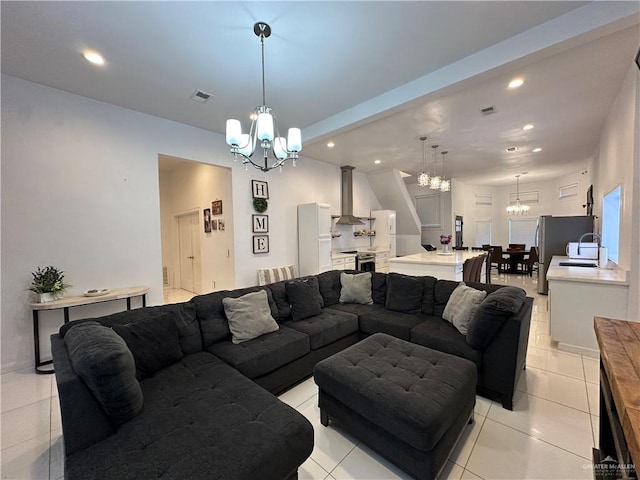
top-left (336, 166), bottom-right (365, 225)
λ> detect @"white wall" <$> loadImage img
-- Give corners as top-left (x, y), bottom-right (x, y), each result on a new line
top-left (0, 75), bottom-right (382, 373)
top-left (159, 159), bottom-right (235, 293)
top-left (591, 63), bottom-right (639, 319)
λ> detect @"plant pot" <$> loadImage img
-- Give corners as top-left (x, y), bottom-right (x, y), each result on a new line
top-left (38, 292), bottom-right (62, 303)
top-left (441, 244), bottom-right (451, 253)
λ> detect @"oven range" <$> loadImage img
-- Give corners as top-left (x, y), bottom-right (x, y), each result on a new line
top-left (343, 251), bottom-right (376, 272)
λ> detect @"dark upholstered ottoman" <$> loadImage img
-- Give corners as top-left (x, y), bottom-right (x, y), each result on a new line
top-left (313, 333), bottom-right (476, 480)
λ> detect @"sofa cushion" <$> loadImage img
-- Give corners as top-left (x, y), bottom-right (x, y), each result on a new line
top-left (443, 282), bottom-right (487, 335)
top-left (206, 326), bottom-right (310, 379)
top-left (325, 303), bottom-right (384, 318)
top-left (434, 279), bottom-right (461, 317)
top-left (286, 277), bottom-right (323, 321)
top-left (267, 281), bottom-right (291, 320)
top-left (385, 273), bottom-right (424, 313)
top-left (113, 313), bottom-right (184, 379)
top-left (64, 321), bottom-right (143, 424)
top-left (317, 270), bottom-right (342, 307)
top-left (467, 286), bottom-right (527, 350)
top-left (60, 302), bottom-right (202, 355)
top-left (340, 272), bottom-right (373, 305)
top-left (371, 272), bottom-right (387, 304)
top-left (359, 309), bottom-right (425, 341)
top-left (420, 276), bottom-right (438, 315)
top-left (192, 287), bottom-right (278, 347)
top-left (410, 317), bottom-right (482, 368)
top-left (222, 290), bottom-right (280, 344)
top-left (283, 309), bottom-right (358, 350)
top-left (64, 352), bottom-right (314, 480)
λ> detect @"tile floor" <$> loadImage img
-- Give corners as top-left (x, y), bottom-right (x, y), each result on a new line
top-left (1, 272), bottom-right (601, 479)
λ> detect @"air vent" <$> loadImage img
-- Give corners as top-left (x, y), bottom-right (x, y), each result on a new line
top-left (480, 106), bottom-right (496, 115)
top-left (506, 146), bottom-right (518, 152)
top-left (189, 90), bottom-right (212, 103)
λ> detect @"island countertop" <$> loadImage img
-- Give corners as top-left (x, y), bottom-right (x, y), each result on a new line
top-left (388, 251), bottom-right (481, 266)
top-left (547, 256), bottom-right (628, 286)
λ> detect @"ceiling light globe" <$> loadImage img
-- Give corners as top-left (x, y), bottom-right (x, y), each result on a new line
top-left (418, 172), bottom-right (430, 187)
top-left (429, 176), bottom-right (441, 190)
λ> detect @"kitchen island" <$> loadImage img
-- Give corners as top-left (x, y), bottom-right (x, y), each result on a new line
top-left (547, 256), bottom-right (629, 356)
top-left (388, 251), bottom-right (485, 281)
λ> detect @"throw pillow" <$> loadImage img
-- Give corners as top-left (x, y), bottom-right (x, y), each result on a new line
top-left (222, 289), bottom-right (279, 344)
top-left (339, 272), bottom-right (373, 305)
top-left (113, 313), bottom-right (184, 380)
top-left (285, 277), bottom-right (323, 321)
top-left (443, 282), bottom-right (487, 335)
top-left (385, 273), bottom-right (424, 313)
top-left (467, 286), bottom-right (527, 349)
top-left (64, 321), bottom-right (143, 425)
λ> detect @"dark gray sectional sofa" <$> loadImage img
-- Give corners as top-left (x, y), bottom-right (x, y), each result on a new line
top-left (51, 270), bottom-right (532, 480)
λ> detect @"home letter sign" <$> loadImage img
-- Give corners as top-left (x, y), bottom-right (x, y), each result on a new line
top-left (253, 235), bottom-right (269, 254)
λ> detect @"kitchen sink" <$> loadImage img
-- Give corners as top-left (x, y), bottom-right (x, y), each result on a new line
top-left (558, 261), bottom-right (597, 267)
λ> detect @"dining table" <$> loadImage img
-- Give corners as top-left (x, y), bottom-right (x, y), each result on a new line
top-left (504, 248), bottom-right (529, 273)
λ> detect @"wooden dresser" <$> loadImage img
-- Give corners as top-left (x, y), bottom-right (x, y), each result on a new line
top-left (594, 317), bottom-right (639, 479)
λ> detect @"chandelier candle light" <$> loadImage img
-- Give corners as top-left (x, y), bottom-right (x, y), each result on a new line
top-left (417, 136), bottom-right (430, 187)
top-left (507, 174), bottom-right (530, 215)
top-left (226, 22), bottom-right (302, 172)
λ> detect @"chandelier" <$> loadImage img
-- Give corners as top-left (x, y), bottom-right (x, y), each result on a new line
top-left (225, 22), bottom-right (302, 172)
top-left (439, 151), bottom-right (450, 192)
top-left (507, 174), bottom-right (530, 215)
top-left (417, 136), bottom-right (430, 187)
top-left (429, 145), bottom-right (441, 190)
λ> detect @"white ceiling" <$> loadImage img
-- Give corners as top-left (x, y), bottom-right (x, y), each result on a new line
top-left (2, 2), bottom-right (639, 186)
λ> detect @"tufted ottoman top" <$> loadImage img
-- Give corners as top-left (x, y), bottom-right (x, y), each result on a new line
top-left (314, 333), bottom-right (476, 452)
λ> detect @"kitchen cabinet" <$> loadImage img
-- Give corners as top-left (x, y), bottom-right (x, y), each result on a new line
top-left (331, 254), bottom-right (356, 271)
top-left (375, 251), bottom-right (390, 273)
top-left (298, 203), bottom-right (332, 276)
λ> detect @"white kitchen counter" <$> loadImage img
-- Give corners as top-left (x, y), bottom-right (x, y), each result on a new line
top-left (547, 255), bottom-right (630, 356)
top-left (388, 251), bottom-right (484, 281)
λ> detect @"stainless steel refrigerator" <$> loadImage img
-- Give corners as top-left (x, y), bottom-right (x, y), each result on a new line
top-left (536, 215), bottom-right (594, 294)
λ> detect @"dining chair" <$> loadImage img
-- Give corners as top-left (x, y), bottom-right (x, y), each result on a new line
top-left (463, 257), bottom-right (475, 282)
top-left (522, 246), bottom-right (539, 276)
top-left (471, 254), bottom-right (486, 283)
top-left (489, 246), bottom-right (508, 273)
top-left (454, 246), bottom-right (469, 251)
top-left (508, 243), bottom-right (526, 250)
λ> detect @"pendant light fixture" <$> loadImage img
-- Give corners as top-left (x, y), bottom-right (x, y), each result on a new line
top-left (417, 136), bottom-right (430, 187)
top-left (429, 144), bottom-right (441, 190)
top-left (506, 174), bottom-right (530, 215)
top-left (439, 151), bottom-right (451, 192)
top-left (225, 22), bottom-right (302, 172)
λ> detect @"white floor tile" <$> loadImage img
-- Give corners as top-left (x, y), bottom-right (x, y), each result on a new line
top-left (516, 366), bottom-right (589, 412)
top-left (461, 469), bottom-right (484, 479)
top-left (278, 377), bottom-right (318, 409)
top-left (526, 346), bottom-right (585, 380)
top-left (0, 431), bottom-right (51, 480)
top-left (330, 443), bottom-right (411, 480)
top-left (50, 396), bottom-right (61, 432)
top-left (298, 457), bottom-right (329, 480)
top-left (488, 391), bottom-right (593, 459)
top-left (440, 460), bottom-right (464, 480)
top-left (448, 414), bottom-right (485, 467)
top-left (586, 382), bottom-right (599, 416)
top-left (1, 399), bottom-right (52, 449)
top-left (582, 356), bottom-right (600, 384)
top-left (296, 395), bottom-right (358, 473)
top-left (528, 330), bottom-right (555, 351)
top-left (474, 396), bottom-right (492, 418)
top-left (1, 374), bottom-right (52, 413)
top-left (49, 429), bottom-right (64, 480)
top-left (590, 415), bottom-right (599, 447)
top-left (466, 418), bottom-right (592, 479)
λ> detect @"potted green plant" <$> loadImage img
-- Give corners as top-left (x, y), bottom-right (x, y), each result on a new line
top-left (29, 266), bottom-right (71, 302)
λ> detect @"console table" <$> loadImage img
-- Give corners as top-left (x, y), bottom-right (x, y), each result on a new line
top-left (30, 286), bottom-right (149, 374)
top-left (593, 316), bottom-right (639, 479)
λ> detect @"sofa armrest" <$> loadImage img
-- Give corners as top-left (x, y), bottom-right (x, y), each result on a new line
top-left (478, 297), bottom-right (533, 409)
top-left (51, 333), bottom-right (115, 456)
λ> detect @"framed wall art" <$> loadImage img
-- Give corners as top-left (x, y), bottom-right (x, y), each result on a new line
top-left (252, 215), bottom-right (269, 233)
top-left (203, 208), bottom-right (211, 233)
top-left (218, 219), bottom-right (225, 231)
top-left (211, 219), bottom-right (218, 231)
top-left (211, 200), bottom-right (223, 216)
top-left (252, 180), bottom-right (269, 199)
top-left (253, 235), bottom-right (269, 254)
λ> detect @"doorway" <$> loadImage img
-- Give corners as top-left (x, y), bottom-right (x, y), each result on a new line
top-left (177, 211), bottom-right (201, 293)
top-left (455, 215), bottom-right (463, 247)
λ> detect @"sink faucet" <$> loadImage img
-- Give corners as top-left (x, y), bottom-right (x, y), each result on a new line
top-left (577, 232), bottom-right (601, 255)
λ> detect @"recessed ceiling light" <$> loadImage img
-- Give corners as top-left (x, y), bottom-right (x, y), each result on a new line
top-left (532, 147), bottom-right (542, 153)
top-left (508, 78), bottom-right (524, 89)
top-left (522, 124), bottom-right (534, 131)
top-left (327, 142), bottom-right (335, 148)
top-left (82, 51), bottom-right (104, 65)
top-left (374, 159), bottom-right (381, 164)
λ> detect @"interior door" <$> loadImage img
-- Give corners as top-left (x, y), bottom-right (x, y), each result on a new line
top-left (178, 212), bottom-right (200, 293)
